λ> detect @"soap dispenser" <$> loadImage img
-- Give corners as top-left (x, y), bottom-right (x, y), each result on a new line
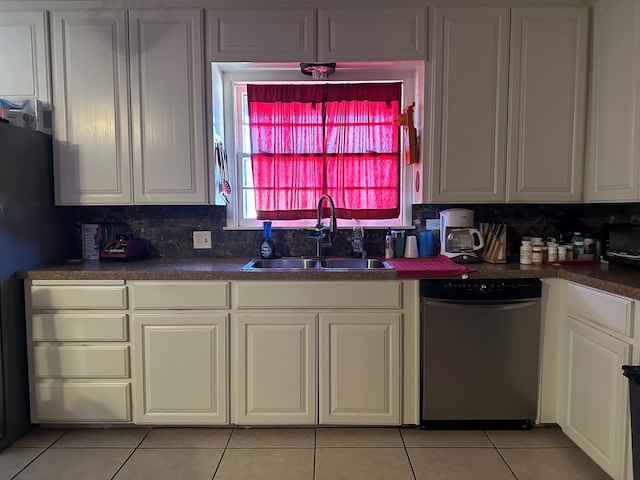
top-left (351, 219), bottom-right (364, 258)
top-left (260, 221), bottom-right (276, 259)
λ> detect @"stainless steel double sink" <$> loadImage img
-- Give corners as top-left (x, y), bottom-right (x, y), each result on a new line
top-left (242, 257), bottom-right (391, 270)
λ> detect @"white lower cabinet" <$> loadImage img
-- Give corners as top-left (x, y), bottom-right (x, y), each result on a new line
top-left (558, 282), bottom-right (637, 480)
top-left (130, 281), bottom-right (229, 424)
top-left (232, 280), bottom-right (407, 425)
top-left (132, 314), bottom-right (227, 424)
top-left (319, 313), bottom-right (401, 424)
top-left (26, 280), bottom-right (132, 423)
top-left (25, 278), bottom-right (418, 428)
top-left (234, 313), bottom-right (317, 424)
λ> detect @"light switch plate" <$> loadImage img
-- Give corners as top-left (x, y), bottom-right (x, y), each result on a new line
top-left (426, 219), bottom-right (440, 230)
top-left (193, 231), bottom-right (212, 249)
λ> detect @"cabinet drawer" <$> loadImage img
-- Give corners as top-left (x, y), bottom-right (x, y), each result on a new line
top-left (31, 285), bottom-right (128, 310)
top-left (235, 281), bottom-right (402, 309)
top-left (566, 283), bottom-right (633, 336)
top-left (32, 313), bottom-right (128, 341)
top-left (33, 346), bottom-right (130, 378)
top-left (33, 382), bottom-right (131, 422)
top-left (131, 281), bottom-right (230, 309)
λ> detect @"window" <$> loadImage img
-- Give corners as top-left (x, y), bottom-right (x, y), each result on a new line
top-left (247, 82), bottom-right (401, 221)
top-left (213, 63), bottom-right (422, 229)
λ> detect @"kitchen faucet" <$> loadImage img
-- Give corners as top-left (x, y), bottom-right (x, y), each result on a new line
top-left (306, 194), bottom-right (337, 257)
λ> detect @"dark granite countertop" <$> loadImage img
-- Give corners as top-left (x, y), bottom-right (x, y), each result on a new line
top-left (17, 257), bottom-right (640, 300)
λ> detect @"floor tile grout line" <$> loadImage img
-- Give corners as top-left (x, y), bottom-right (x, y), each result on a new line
top-left (494, 447), bottom-right (521, 480)
top-left (209, 428), bottom-right (234, 480)
top-left (10, 429), bottom-right (69, 480)
top-left (400, 427), bottom-right (420, 480)
top-left (484, 430), bottom-right (521, 480)
top-left (108, 445), bottom-right (139, 480)
top-left (313, 427), bottom-right (317, 480)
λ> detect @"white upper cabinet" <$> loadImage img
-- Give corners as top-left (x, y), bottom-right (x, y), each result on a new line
top-left (506, 7), bottom-right (588, 203)
top-left (584, 0), bottom-right (640, 202)
top-left (207, 8), bottom-right (315, 62)
top-left (207, 7), bottom-right (425, 63)
top-left (129, 8), bottom-right (207, 204)
top-left (428, 7), bottom-right (510, 203)
top-left (0, 10), bottom-right (50, 105)
top-left (427, 6), bottom-right (589, 204)
top-left (317, 7), bottom-right (426, 61)
top-left (51, 9), bottom-right (132, 205)
top-left (51, 8), bottom-right (208, 205)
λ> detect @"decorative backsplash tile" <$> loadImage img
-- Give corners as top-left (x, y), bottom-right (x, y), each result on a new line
top-left (69, 203), bottom-right (640, 260)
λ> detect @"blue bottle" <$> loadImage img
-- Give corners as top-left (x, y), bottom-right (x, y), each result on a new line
top-left (260, 221), bottom-right (276, 259)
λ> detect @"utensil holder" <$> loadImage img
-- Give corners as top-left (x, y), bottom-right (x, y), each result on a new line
top-left (481, 223), bottom-right (507, 263)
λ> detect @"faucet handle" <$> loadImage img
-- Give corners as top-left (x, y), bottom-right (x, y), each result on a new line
top-left (304, 227), bottom-right (325, 241)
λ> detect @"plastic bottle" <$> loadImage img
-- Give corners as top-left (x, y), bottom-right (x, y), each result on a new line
top-left (385, 230), bottom-right (394, 259)
top-left (558, 245), bottom-right (567, 260)
top-left (583, 235), bottom-right (595, 259)
top-left (571, 231), bottom-right (584, 248)
top-left (520, 240), bottom-right (533, 265)
top-left (351, 219), bottom-right (364, 257)
top-left (532, 246), bottom-right (543, 265)
top-left (259, 221), bottom-right (276, 259)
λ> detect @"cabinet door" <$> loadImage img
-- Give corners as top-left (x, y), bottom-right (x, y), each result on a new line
top-left (319, 313), bottom-right (401, 425)
top-left (428, 7), bottom-right (509, 203)
top-left (317, 7), bottom-right (426, 61)
top-left (506, 7), bottom-right (588, 203)
top-left (584, 0), bottom-right (640, 202)
top-left (234, 313), bottom-right (317, 424)
top-left (133, 314), bottom-right (228, 424)
top-left (129, 9), bottom-right (207, 204)
top-left (51, 10), bottom-right (132, 205)
top-left (208, 8), bottom-right (315, 62)
top-left (562, 317), bottom-right (631, 480)
top-left (0, 10), bottom-right (50, 104)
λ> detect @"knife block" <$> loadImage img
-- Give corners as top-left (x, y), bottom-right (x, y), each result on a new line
top-left (481, 223), bottom-right (507, 263)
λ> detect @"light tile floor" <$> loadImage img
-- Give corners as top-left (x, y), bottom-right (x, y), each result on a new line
top-left (0, 425), bottom-right (613, 480)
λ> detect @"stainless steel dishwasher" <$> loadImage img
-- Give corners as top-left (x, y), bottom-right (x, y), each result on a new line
top-left (421, 278), bottom-right (542, 429)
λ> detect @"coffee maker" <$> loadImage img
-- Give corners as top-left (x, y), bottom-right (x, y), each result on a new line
top-left (440, 208), bottom-right (484, 263)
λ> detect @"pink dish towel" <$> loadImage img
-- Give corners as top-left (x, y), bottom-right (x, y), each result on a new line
top-left (386, 255), bottom-right (475, 279)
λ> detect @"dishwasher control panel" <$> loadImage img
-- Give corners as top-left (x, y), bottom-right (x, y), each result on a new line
top-left (421, 278), bottom-right (541, 301)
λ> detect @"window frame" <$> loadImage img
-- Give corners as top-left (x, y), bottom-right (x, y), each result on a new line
top-left (213, 62), bottom-right (421, 230)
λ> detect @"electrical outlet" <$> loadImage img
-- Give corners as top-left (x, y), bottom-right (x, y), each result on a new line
top-left (193, 231), bottom-right (212, 249)
top-left (426, 219), bottom-right (440, 230)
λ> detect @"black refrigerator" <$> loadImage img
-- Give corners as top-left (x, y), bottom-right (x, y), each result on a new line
top-left (0, 123), bottom-right (74, 450)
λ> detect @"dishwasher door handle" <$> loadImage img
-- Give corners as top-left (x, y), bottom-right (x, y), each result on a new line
top-left (423, 299), bottom-right (540, 311)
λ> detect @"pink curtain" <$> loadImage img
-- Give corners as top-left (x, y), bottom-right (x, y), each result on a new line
top-left (247, 83), bottom-right (401, 220)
